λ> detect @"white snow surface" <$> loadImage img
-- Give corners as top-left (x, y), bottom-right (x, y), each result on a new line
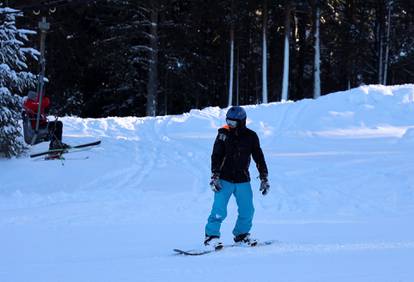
top-left (1, 84), bottom-right (414, 282)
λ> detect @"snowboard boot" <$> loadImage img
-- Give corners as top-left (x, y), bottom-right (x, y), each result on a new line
top-left (234, 233), bottom-right (258, 247)
top-left (204, 235), bottom-right (223, 251)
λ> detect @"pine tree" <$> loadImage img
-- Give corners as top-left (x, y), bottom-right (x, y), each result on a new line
top-left (0, 6), bottom-right (37, 158)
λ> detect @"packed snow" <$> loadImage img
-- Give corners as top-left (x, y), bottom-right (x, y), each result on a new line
top-left (1, 84), bottom-right (414, 282)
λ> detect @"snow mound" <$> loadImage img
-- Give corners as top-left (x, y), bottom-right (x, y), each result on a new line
top-left (1, 84), bottom-right (414, 218)
top-left (2, 85), bottom-right (414, 282)
top-left (400, 127), bottom-right (414, 143)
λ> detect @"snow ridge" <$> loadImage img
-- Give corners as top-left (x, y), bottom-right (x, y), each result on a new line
top-left (1, 85), bottom-right (414, 282)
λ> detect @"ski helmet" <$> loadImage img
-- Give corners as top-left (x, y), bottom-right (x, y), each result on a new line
top-left (226, 106), bottom-right (247, 128)
top-left (226, 106), bottom-right (246, 120)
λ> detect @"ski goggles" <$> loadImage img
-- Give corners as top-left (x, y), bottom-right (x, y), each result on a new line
top-left (226, 118), bottom-right (238, 128)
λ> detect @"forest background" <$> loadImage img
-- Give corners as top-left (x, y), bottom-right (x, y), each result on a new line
top-left (10, 0), bottom-right (414, 118)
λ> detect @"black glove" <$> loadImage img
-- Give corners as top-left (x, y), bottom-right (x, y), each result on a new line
top-left (259, 177), bottom-right (270, 195)
top-left (210, 173), bottom-right (222, 192)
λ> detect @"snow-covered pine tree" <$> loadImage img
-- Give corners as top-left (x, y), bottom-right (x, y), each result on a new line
top-left (0, 6), bottom-right (37, 158)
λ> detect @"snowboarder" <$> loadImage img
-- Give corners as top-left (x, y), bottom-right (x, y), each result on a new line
top-left (204, 106), bottom-right (270, 250)
top-left (22, 90), bottom-right (69, 150)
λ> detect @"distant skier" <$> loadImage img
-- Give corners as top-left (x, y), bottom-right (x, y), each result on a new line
top-left (22, 90), bottom-right (69, 150)
top-left (204, 106), bottom-right (270, 250)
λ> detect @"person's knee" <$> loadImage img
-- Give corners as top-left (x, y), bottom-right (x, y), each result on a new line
top-left (210, 208), bottom-right (227, 222)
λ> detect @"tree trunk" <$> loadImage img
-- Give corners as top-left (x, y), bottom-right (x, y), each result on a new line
top-left (146, 5), bottom-right (159, 117)
top-left (236, 46), bottom-right (240, 106)
top-left (345, 0), bottom-right (356, 89)
top-left (383, 1), bottom-right (392, 85)
top-left (281, 2), bottom-right (291, 101)
top-left (313, 0), bottom-right (321, 99)
top-left (228, 22), bottom-right (235, 107)
top-left (295, 10), bottom-right (307, 100)
top-left (262, 0), bottom-right (268, 103)
top-left (378, 30), bottom-right (383, 84)
top-left (376, 3), bottom-right (384, 85)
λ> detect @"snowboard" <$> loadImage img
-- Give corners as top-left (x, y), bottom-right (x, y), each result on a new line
top-left (173, 240), bottom-right (276, 256)
top-left (30, 140), bottom-right (101, 159)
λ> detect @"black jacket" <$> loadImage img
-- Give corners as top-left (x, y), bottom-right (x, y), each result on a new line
top-left (211, 125), bottom-right (268, 183)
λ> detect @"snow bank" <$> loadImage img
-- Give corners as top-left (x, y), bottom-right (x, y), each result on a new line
top-left (1, 84), bottom-right (414, 217)
top-left (1, 84), bottom-right (414, 282)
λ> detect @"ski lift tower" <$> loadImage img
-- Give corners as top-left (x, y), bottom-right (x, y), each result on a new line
top-left (14, 0), bottom-right (95, 144)
top-left (32, 14), bottom-right (51, 145)
top-left (14, 1), bottom-right (59, 145)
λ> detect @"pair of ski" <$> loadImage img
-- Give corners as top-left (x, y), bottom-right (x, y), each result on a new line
top-left (30, 140), bottom-right (101, 159)
top-left (174, 240), bottom-right (275, 256)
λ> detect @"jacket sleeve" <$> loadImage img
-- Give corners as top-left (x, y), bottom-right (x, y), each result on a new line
top-left (252, 132), bottom-right (268, 179)
top-left (211, 129), bottom-right (227, 175)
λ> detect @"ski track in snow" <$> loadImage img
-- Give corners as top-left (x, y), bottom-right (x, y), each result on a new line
top-left (115, 120), bottom-right (158, 191)
top-left (178, 241), bottom-right (414, 257)
top-left (1, 86), bottom-right (414, 218)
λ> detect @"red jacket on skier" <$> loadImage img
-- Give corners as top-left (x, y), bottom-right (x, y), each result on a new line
top-left (23, 90), bottom-right (50, 128)
top-left (22, 90), bottom-right (68, 150)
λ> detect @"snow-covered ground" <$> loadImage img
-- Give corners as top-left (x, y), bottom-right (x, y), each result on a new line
top-left (1, 84), bottom-right (414, 282)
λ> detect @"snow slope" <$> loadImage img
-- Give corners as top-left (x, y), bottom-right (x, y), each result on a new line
top-left (1, 84), bottom-right (414, 282)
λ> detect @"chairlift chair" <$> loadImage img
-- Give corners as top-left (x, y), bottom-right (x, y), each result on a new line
top-left (22, 111), bottom-right (50, 145)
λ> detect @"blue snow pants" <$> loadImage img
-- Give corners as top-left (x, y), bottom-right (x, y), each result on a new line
top-left (205, 179), bottom-right (254, 237)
